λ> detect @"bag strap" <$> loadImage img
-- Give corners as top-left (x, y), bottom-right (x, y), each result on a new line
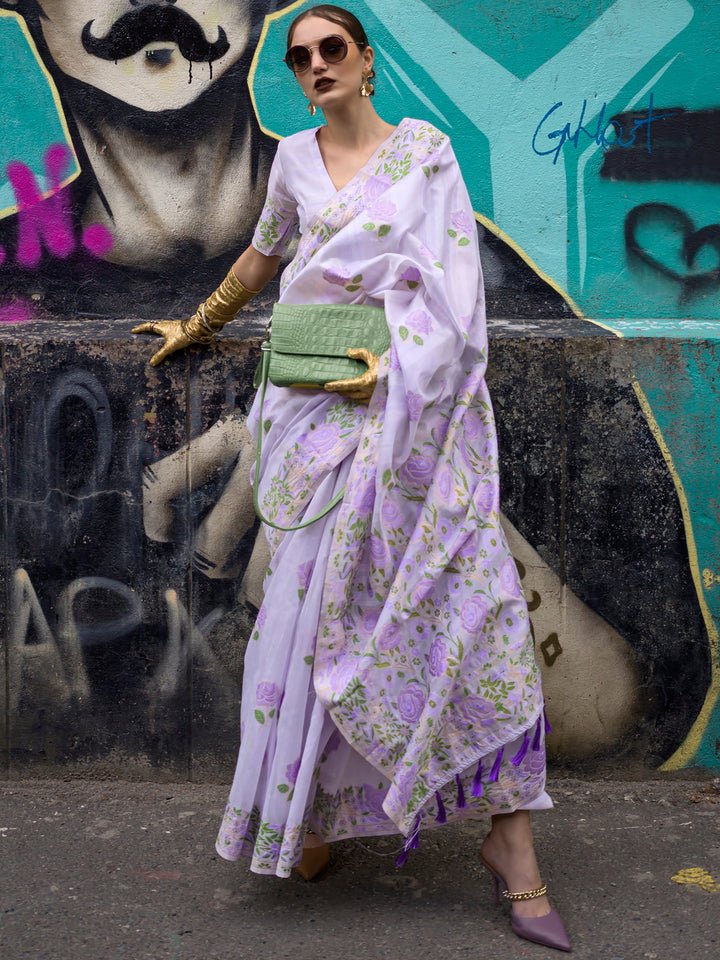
top-left (253, 342), bottom-right (346, 532)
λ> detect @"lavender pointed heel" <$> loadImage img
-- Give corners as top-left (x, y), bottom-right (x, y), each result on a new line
top-left (479, 851), bottom-right (572, 953)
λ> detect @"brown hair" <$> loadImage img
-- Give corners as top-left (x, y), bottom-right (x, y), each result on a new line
top-left (287, 5), bottom-right (369, 51)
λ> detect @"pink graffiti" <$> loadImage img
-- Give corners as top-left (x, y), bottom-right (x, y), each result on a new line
top-left (81, 223), bottom-right (114, 257)
top-left (4, 143), bottom-right (113, 268)
top-left (0, 299), bottom-right (34, 325)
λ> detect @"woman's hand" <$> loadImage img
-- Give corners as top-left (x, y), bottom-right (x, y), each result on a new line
top-left (325, 348), bottom-right (380, 404)
top-left (131, 319), bottom-right (197, 367)
top-left (132, 261), bottom-right (266, 366)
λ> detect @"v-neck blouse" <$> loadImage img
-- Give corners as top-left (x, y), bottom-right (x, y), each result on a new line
top-left (252, 119), bottom-right (408, 255)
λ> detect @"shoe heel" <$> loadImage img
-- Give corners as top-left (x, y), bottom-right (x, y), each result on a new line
top-left (479, 851), bottom-right (504, 908)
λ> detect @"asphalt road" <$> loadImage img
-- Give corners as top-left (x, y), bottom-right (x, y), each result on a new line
top-left (2, 777), bottom-right (718, 960)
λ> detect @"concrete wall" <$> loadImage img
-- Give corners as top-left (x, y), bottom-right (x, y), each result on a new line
top-left (1, 1), bottom-right (718, 778)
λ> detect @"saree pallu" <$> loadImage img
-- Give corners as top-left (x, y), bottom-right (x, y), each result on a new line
top-left (216, 119), bottom-right (548, 876)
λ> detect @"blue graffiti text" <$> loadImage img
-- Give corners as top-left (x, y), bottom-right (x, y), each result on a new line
top-left (532, 93), bottom-right (673, 165)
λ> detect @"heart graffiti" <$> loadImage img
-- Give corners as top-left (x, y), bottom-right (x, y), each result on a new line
top-left (624, 202), bottom-right (720, 300)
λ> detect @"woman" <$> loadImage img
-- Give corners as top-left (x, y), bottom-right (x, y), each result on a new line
top-left (134, 5), bottom-right (571, 952)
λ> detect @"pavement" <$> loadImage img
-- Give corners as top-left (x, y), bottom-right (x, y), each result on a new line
top-left (1, 776), bottom-right (719, 960)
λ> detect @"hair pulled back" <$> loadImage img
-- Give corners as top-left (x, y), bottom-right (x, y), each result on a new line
top-left (286, 5), bottom-right (370, 50)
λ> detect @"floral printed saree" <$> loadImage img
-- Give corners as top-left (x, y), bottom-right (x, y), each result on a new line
top-left (216, 119), bottom-right (549, 877)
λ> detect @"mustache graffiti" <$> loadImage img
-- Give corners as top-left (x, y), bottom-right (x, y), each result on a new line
top-left (81, 6), bottom-right (230, 65)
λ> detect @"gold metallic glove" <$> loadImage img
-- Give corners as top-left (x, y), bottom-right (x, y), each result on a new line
top-left (325, 348), bottom-right (380, 405)
top-left (132, 269), bottom-right (259, 366)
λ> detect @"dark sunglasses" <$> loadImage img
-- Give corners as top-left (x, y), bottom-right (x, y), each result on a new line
top-left (284, 35), bottom-right (362, 73)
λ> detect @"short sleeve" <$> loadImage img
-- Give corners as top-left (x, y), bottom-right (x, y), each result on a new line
top-left (252, 143), bottom-right (299, 257)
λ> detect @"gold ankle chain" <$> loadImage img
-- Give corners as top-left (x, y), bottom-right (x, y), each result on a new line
top-left (503, 883), bottom-right (548, 901)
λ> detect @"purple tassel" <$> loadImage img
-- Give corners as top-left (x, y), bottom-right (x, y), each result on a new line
top-left (435, 791), bottom-right (447, 824)
top-left (471, 760), bottom-right (484, 798)
top-left (456, 773), bottom-right (466, 808)
top-left (511, 731), bottom-right (530, 767)
top-left (489, 746), bottom-right (504, 783)
top-left (543, 706), bottom-right (552, 734)
top-left (396, 815), bottom-right (421, 867)
top-left (532, 715), bottom-right (543, 751)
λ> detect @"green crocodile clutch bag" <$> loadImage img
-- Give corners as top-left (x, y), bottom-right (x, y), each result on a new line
top-left (253, 302), bottom-right (390, 389)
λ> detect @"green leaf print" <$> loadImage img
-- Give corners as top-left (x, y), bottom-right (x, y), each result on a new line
top-left (413, 335), bottom-right (424, 346)
top-left (458, 237), bottom-right (470, 246)
top-left (382, 469), bottom-right (392, 484)
top-left (378, 224), bottom-right (391, 238)
top-left (352, 274), bottom-right (363, 283)
top-left (254, 709), bottom-right (265, 724)
top-left (304, 655), bottom-right (314, 665)
top-left (277, 783), bottom-right (289, 793)
top-left (399, 326), bottom-right (409, 341)
top-left (363, 222), bottom-right (375, 231)
top-left (447, 229), bottom-right (457, 238)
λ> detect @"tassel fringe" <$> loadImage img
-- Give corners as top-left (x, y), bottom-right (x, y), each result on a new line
top-left (471, 760), bottom-right (484, 798)
top-left (532, 715), bottom-right (543, 751)
top-left (456, 773), bottom-right (466, 808)
top-left (489, 746), bottom-right (504, 782)
top-left (396, 814), bottom-right (421, 867)
top-left (511, 731), bottom-right (530, 767)
top-left (543, 706), bottom-right (552, 734)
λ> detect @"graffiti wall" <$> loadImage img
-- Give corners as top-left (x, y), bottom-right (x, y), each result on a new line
top-left (1, 1), bottom-right (719, 777)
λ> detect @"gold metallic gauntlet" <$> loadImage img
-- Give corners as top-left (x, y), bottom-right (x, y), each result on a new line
top-left (181, 269), bottom-right (259, 344)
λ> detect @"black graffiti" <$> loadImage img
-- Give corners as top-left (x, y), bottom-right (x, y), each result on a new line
top-left (601, 107), bottom-right (720, 182)
top-left (624, 203), bottom-right (720, 298)
top-left (540, 633), bottom-right (563, 667)
top-left (44, 370), bottom-right (113, 495)
top-left (82, 7), bottom-right (229, 65)
top-left (6, 366), bottom-right (146, 577)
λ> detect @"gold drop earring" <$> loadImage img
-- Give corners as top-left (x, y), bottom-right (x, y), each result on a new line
top-left (307, 101), bottom-right (317, 115)
top-left (360, 73), bottom-right (375, 97)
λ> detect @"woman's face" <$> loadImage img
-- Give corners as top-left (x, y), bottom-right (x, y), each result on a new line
top-left (287, 15), bottom-right (373, 114)
top-left (21, 1), bottom-right (261, 112)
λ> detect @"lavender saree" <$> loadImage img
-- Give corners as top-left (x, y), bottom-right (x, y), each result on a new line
top-left (216, 119), bottom-right (550, 877)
